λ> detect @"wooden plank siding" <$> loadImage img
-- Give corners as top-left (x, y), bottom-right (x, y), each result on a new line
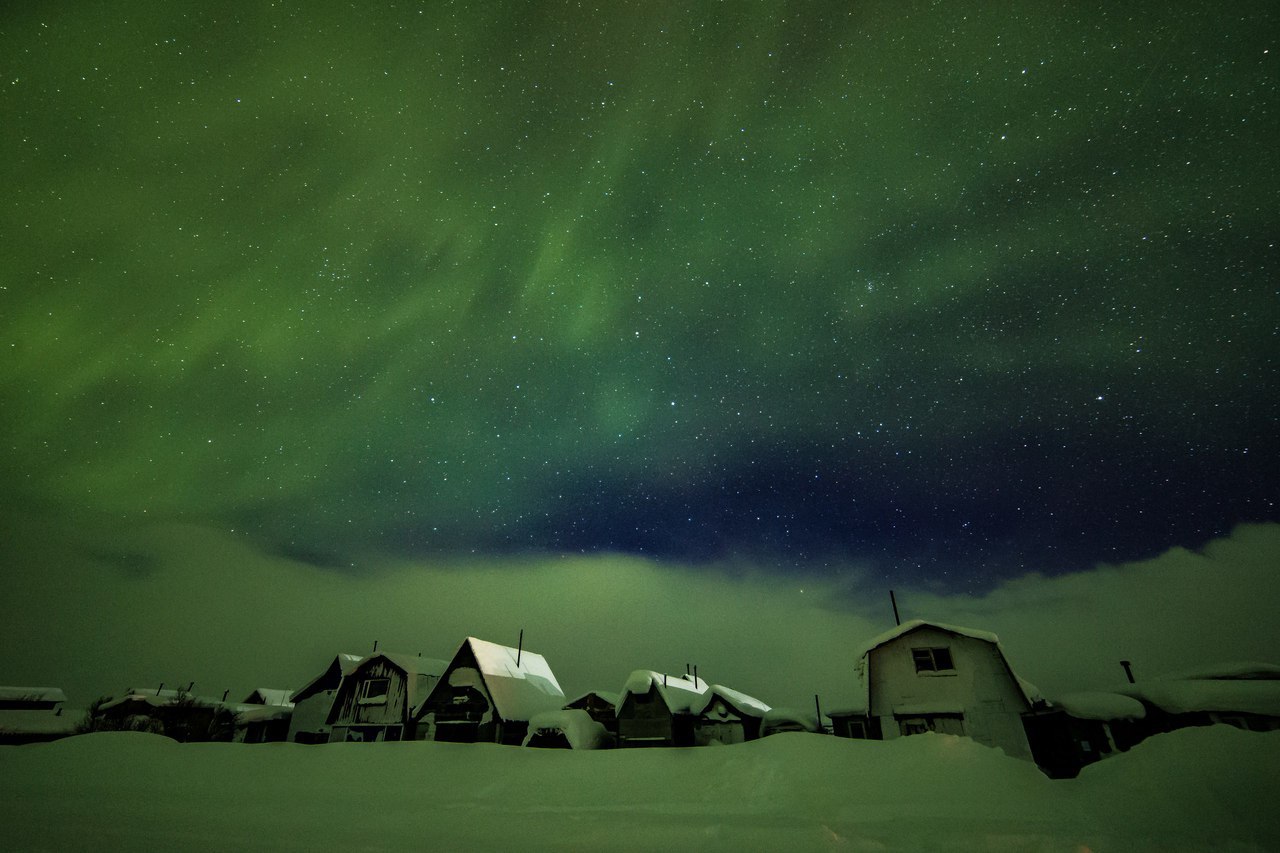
top-left (327, 658), bottom-right (414, 741)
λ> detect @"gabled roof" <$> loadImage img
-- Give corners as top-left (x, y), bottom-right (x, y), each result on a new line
top-left (290, 653), bottom-right (364, 704)
top-left (423, 637), bottom-right (565, 722)
top-left (350, 652), bottom-right (448, 716)
top-left (243, 688), bottom-right (294, 707)
top-left (691, 684), bottom-right (771, 718)
top-left (564, 690), bottom-right (620, 710)
top-left (618, 670), bottom-right (708, 714)
top-left (1115, 662), bottom-right (1280, 716)
top-left (0, 687), bottom-right (66, 705)
top-left (857, 619), bottom-right (1043, 709)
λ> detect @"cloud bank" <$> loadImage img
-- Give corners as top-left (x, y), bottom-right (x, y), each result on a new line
top-left (2, 514), bottom-right (1276, 710)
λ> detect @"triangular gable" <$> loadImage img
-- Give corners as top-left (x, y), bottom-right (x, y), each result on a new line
top-left (619, 670), bottom-right (708, 714)
top-left (691, 684), bottom-right (771, 719)
top-left (424, 637), bottom-right (565, 723)
top-left (858, 620), bottom-right (1042, 710)
top-left (290, 653), bottom-right (364, 704)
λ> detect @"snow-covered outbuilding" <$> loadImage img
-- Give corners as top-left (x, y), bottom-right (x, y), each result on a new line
top-left (233, 689), bottom-right (295, 744)
top-left (1117, 662), bottom-right (1280, 736)
top-left (522, 709), bottom-right (612, 749)
top-left (761, 707), bottom-right (824, 737)
top-left (563, 690), bottom-right (619, 735)
top-left (615, 670), bottom-right (708, 747)
top-left (415, 637), bottom-right (566, 745)
top-left (1021, 691), bottom-right (1147, 778)
top-left (857, 620), bottom-right (1043, 760)
top-left (0, 686), bottom-right (75, 745)
top-left (691, 685), bottom-right (771, 745)
top-left (287, 653), bottom-right (364, 744)
top-left (95, 688), bottom-right (235, 742)
top-left (327, 652), bottom-right (447, 743)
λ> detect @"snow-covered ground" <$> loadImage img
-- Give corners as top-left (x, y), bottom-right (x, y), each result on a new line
top-left (2, 728), bottom-right (1277, 852)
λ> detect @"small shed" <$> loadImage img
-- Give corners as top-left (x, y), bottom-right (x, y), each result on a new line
top-left (327, 652), bottom-right (447, 743)
top-left (564, 690), bottom-right (619, 735)
top-left (825, 707), bottom-right (881, 740)
top-left (416, 637), bottom-right (566, 745)
top-left (233, 689), bottom-right (295, 744)
top-left (1022, 691), bottom-right (1147, 778)
top-left (0, 687), bottom-right (75, 745)
top-left (615, 670), bottom-right (707, 747)
top-left (858, 619), bottom-right (1043, 760)
top-left (691, 684), bottom-right (771, 745)
top-left (287, 653), bottom-right (364, 743)
top-left (523, 708), bottom-right (612, 749)
top-left (761, 707), bottom-right (824, 737)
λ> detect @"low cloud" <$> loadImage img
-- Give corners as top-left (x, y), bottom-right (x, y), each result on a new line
top-left (2, 513), bottom-right (1276, 712)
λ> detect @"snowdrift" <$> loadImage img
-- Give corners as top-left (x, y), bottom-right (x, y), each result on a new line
top-left (2, 727), bottom-right (1277, 851)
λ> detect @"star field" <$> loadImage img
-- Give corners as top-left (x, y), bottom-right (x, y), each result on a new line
top-left (1, 1), bottom-right (1276, 588)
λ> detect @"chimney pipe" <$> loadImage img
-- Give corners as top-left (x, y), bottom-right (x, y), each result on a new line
top-left (1120, 660), bottom-right (1136, 684)
top-left (516, 629), bottom-right (523, 667)
top-left (890, 590), bottom-right (901, 626)
top-left (156, 682), bottom-right (164, 696)
top-left (815, 694), bottom-right (824, 734)
top-left (373, 639), bottom-right (379, 652)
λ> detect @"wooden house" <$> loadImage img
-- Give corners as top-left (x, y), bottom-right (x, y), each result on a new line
top-left (327, 652), bottom-right (447, 743)
top-left (858, 619), bottom-right (1043, 760)
top-left (615, 670), bottom-right (707, 747)
top-left (690, 684), bottom-right (771, 745)
top-left (825, 707), bottom-right (882, 740)
top-left (95, 688), bottom-right (235, 742)
top-left (233, 689), bottom-right (295, 744)
top-left (0, 686), bottom-right (75, 745)
top-left (1021, 691), bottom-right (1147, 778)
top-left (563, 690), bottom-right (619, 735)
top-left (415, 637), bottom-right (565, 745)
top-left (287, 653), bottom-right (364, 744)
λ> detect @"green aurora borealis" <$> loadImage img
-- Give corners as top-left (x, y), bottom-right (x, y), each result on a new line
top-left (2, 1), bottom-right (1276, 586)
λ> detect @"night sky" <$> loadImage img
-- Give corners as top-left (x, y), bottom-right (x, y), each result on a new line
top-left (1, 3), bottom-right (1276, 703)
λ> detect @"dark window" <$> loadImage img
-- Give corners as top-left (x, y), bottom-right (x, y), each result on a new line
top-left (912, 647), bottom-right (955, 673)
top-left (358, 678), bottom-right (390, 704)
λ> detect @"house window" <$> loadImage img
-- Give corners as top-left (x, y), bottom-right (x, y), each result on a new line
top-left (358, 678), bottom-right (390, 705)
top-left (912, 647), bottom-right (955, 673)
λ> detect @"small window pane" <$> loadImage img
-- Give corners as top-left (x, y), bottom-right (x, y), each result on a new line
top-left (932, 648), bottom-right (954, 671)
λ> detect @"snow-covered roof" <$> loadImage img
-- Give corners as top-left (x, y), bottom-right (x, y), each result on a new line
top-left (1116, 669), bottom-right (1280, 717)
top-left (564, 690), bottom-right (620, 710)
top-left (234, 704), bottom-right (295, 724)
top-left (857, 619), bottom-right (1043, 708)
top-left (243, 688), bottom-right (294, 707)
top-left (455, 637), bottom-right (565, 721)
top-left (101, 689), bottom-right (220, 711)
top-left (691, 684), bottom-right (771, 718)
top-left (0, 687), bottom-right (67, 705)
top-left (1053, 692), bottom-right (1147, 721)
top-left (762, 707), bottom-right (822, 733)
top-left (522, 709), bottom-right (611, 750)
top-left (357, 652), bottom-right (448, 715)
top-left (618, 670), bottom-right (708, 714)
top-left (290, 653), bottom-right (364, 703)
top-left (1158, 661), bottom-right (1280, 682)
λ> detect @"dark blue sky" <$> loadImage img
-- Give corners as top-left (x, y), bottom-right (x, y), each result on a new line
top-left (1, 0), bottom-right (1276, 590)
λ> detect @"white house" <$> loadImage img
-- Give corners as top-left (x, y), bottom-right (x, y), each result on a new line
top-left (858, 619), bottom-right (1042, 760)
top-left (415, 637), bottom-right (565, 745)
